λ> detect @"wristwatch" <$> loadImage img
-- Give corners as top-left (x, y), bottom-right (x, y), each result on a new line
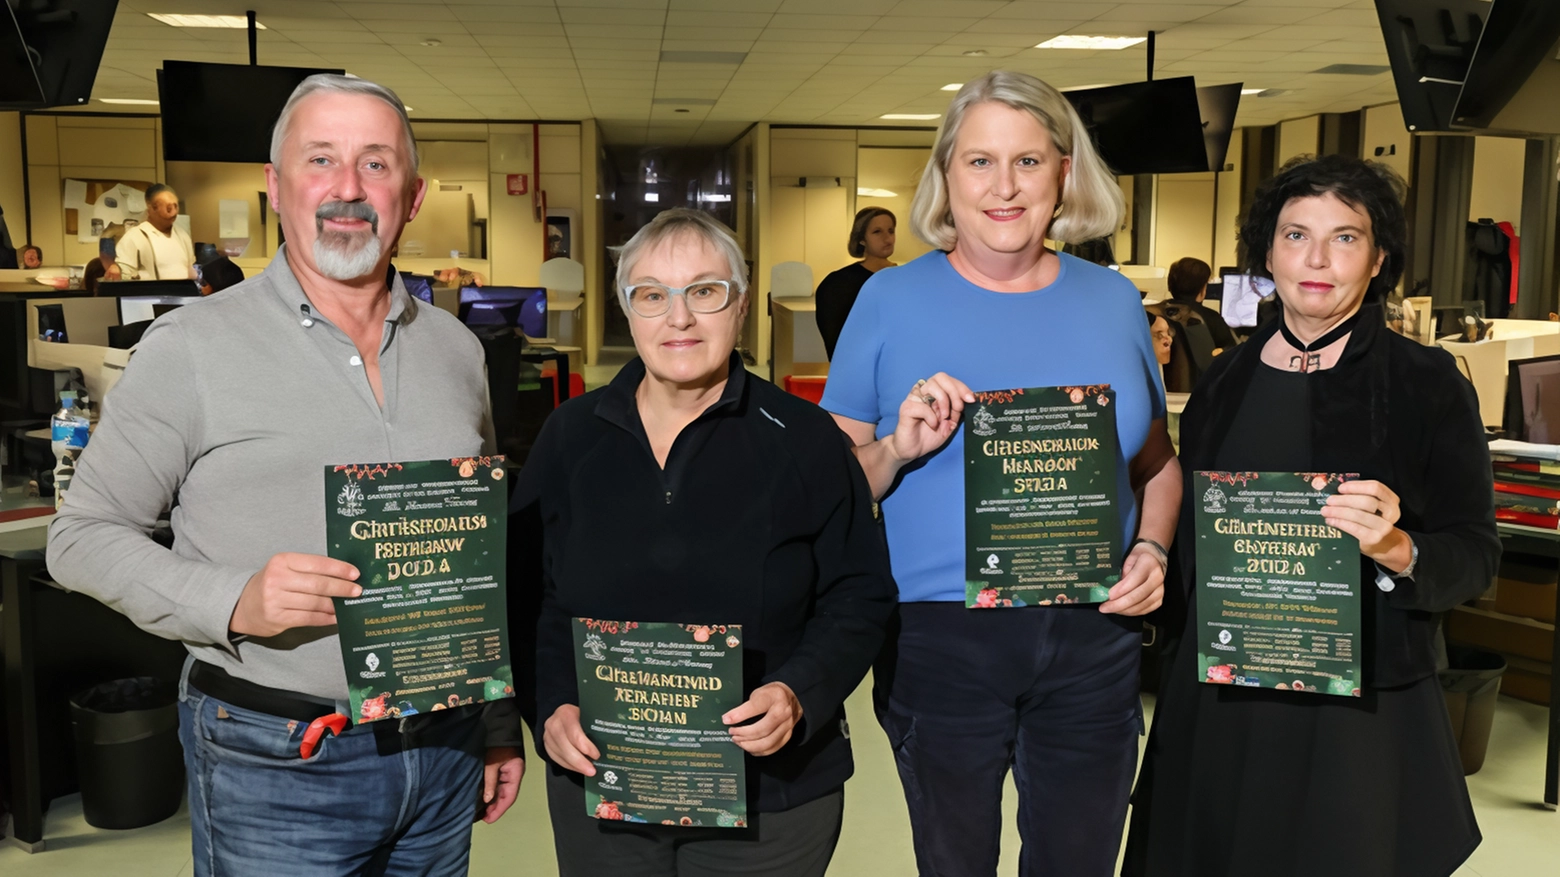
top-left (1392, 538), bottom-right (1419, 579)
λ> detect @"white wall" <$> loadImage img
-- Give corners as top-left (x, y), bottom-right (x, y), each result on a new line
top-left (1469, 136), bottom-right (1527, 232)
top-left (1154, 173), bottom-right (1217, 269)
top-left (1362, 103), bottom-right (1412, 180)
top-left (1278, 115), bottom-right (1320, 165)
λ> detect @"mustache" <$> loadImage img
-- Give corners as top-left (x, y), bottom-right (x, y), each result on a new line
top-left (315, 201), bottom-right (379, 233)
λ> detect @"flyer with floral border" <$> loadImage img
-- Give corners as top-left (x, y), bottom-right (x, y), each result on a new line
top-left (1193, 471), bottom-right (1363, 697)
top-left (964, 385), bottom-right (1122, 608)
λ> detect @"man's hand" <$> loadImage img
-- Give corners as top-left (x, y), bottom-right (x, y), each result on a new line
top-left (723, 682), bottom-right (803, 757)
top-left (479, 746), bottom-right (524, 823)
top-left (543, 705), bottom-right (600, 776)
top-left (228, 553), bottom-right (362, 638)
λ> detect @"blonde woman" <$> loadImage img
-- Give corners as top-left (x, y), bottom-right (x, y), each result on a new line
top-left (822, 70), bottom-right (1179, 876)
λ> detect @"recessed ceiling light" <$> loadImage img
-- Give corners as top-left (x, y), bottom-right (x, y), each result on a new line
top-left (941, 83), bottom-right (963, 91)
top-left (148, 13), bottom-right (264, 29)
top-left (98, 98), bottom-right (160, 105)
top-left (858, 187), bottom-right (898, 198)
top-left (1059, 83), bottom-right (1113, 92)
top-left (1036, 35), bottom-right (1145, 50)
top-left (961, 50), bottom-right (988, 57)
top-left (644, 193), bottom-right (660, 203)
top-left (881, 113), bottom-right (941, 121)
top-left (675, 108), bottom-right (690, 113)
top-left (421, 38), bottom-right (442, 47)
top-left (404, 106), bottom-right (414, 112)
top-left (1240, 88), bottom-right (1264, 95)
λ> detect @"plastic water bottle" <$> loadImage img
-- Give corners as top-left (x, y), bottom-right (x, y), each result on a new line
top-left (51, 392), bottom-right (89, 509)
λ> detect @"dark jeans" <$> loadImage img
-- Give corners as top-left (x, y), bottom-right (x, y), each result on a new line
top-left (875, 602), bottom-right (1144, 877)
top-left (546, 766), bottom-right (844, 877)
top-left (177, 661), bottom-right (485, 876)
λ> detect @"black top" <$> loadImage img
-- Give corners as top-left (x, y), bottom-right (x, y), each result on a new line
top-left (512, 352), bottom-right (896, 812)
top-left (815, 262), bottom-right (873, 360)
top-left (1167, 304), bottom-right (1499, 688)
top-left (1217, 364), bottom-right (1309, 467)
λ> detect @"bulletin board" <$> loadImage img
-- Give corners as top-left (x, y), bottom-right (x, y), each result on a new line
top-left (62, 179), bottom-right (156, 244)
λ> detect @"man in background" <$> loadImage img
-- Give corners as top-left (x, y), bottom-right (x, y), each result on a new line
top-left (115, 184), bottom-right (195, 280)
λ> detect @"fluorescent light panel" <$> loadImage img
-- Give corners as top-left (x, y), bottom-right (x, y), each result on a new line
top-left (880, 113), bottom-right (940, 120)
top-left (941, 83), bottom-right (962, 91)
top-left (1036, 35), bottom-right (1144, 50)
top-left (858, 187), bottom-right (898, 198)
top-left (98, 98), bottom-right (160, 105)
top-left (1240, 88), bottom-right (1264, 95)
top-left (148, 14), bottom-right (264, 29)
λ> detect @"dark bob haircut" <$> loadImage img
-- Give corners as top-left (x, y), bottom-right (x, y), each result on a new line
top-left (1166, 257), bottom-right (1211, 301)
top-left (848, 206), bottom-right (895, 259)
top-left (1238, 153), bottom-right (1407, 301)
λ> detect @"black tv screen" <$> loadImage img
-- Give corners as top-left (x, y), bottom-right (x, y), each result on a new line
top-left (158, 61), bottom-right (343, 163)
top-left (1, 0), bottom-right (117, 109)
top-left (1063, 77), bottom-right (1218, 175)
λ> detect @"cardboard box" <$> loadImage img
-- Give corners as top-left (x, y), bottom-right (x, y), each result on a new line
top-left (1446, 605), bottom-right (1555, 664)
top-left (1495, 577), bottom-right (1558, 623)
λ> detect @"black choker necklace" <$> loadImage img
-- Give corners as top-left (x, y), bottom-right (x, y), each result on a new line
top-left (1278, 311), bottom-right (1362, 373)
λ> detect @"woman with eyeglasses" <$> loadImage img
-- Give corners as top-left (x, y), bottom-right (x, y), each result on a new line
top-left (512, 208), bottom-right (896, 876)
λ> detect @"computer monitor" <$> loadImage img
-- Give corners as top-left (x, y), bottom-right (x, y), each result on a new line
top-left (35, 303), bottom-right (68, 343)
top-left (401, 273), bottom-right (435, 304)
top-left (458, 286), bottom-right (544, 331)
top-left (118, 295), bottom-right (203, 326)
top-left (1504, 355), bottom-right (1560, 443)
top-left (1219, 275), bottom-right (1276, 329)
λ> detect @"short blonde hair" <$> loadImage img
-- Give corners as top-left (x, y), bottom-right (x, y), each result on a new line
top-left (611, 208), bottom-right (749, 315)
top-left (910, 70), bottom-right (1122, 250)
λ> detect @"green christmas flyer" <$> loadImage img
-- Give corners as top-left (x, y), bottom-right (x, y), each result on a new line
top-left (964, 385), bottom-right (1122, 608)
top-left (325, 457), bottom-right (513, 724)
top-left (573, 619), bottom-right (747, 828)
top-left (1193, 471), bottom-right (1363, 697)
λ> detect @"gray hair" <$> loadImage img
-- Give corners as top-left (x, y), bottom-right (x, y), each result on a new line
top-left (611, 208), bottom-right (749, 315)
top-left (269, 74), bottom-right (419, 174)
top-left (910, 70), bottom-right (1123, 249)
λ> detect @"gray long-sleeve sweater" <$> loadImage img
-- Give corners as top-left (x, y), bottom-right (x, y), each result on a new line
top-left (47, 247), bottom-right (494, 702)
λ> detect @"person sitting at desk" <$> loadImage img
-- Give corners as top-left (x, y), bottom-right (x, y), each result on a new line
top-left (815, 206), bottom-right (896, 360)
top-left (115, 184), bottom-right (196, 280)
top-left (1162, 256), bottom-right (1236, 353)
top-left (83, 237), bottom-right (123, 294)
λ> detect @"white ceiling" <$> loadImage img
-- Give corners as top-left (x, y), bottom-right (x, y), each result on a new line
top-left (85, 0), bottom-right (1403, 145)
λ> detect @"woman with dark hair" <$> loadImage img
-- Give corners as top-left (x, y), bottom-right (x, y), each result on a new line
top-left (1123, 154), bottom-right (1498, 876)
top-left (815, 207), bottom-right (895, 359)
top-left (1162, 256), bottom-right (1236, 352)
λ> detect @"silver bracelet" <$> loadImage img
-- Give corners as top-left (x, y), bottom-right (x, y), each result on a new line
top-left (1130, 538), bottom-right (1170, 575)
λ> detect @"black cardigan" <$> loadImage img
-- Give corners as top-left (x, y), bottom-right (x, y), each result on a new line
top-left (1168, 303), bottom-right (1500, 688)
top-left (512, 353), bottom-right (896, 812)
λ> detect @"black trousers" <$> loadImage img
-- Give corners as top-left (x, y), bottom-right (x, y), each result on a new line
top-left (874, 602), bottom-right (1144, 877)
top-left (546, 767), bottom-right (844, 877)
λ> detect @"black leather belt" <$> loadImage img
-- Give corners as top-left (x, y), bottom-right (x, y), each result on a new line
top-left (188, 661), bottom-right (337, 723)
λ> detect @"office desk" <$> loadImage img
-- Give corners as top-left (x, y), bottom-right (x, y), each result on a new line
top-left (1493, 522), bottom-right (1560, 809)
top-left (769, 296), bottom-right (828, 385)
top-left (2, 517), bottom-right (187, 852)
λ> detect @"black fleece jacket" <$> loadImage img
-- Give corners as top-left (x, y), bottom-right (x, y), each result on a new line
top-left (511, 352), bottom-right (896, 812)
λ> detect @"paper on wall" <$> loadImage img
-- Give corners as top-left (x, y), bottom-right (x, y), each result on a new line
top-left (175, 214), bottom-right (191, 238)
top-left (218, 199), bottom-right (249, 238)
top-left (62, 179), bottom-right (88, 211)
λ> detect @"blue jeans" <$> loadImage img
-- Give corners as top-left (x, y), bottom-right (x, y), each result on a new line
top-left (177, 661), bottom-right (486, 876)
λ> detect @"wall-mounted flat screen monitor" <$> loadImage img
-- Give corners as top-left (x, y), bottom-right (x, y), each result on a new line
top-left (1063, 77), bottom-right (1237, 174)
top-left (118, 295), bottom-right (202, 326)
top-left (0, 0), bottom-right (117, 109)
top-left (158, 61), bottom-right (343, 162)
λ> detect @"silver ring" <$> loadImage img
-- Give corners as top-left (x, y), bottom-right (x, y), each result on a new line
top-left (923, 394), bottom-right (937, 406)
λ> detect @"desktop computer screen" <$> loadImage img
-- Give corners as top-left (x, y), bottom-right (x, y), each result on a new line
top-left (119, 295), bottom-right (203, 326)
top-left (458, 286), bottom-right (545, 332)
top-left (1504, 355), bottom-right (1560, 443)
top-left (1219, 274), bottom-right (1276, 328)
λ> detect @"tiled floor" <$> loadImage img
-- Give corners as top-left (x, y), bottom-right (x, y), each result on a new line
top-left (4, 684), bottom-right (1556, 876)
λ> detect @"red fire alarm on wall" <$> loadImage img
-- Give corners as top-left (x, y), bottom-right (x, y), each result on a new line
top-left (506, 174), bottom-right (529, 195)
